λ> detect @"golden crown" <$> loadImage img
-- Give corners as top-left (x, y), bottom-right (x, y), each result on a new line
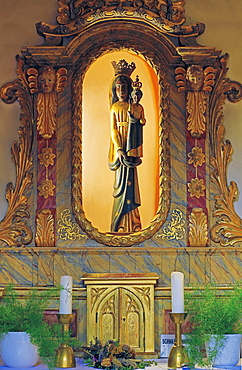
top-left (133, 75), bottom-right (142, 89)
top-left (111, 59), bottom-right (136, 77)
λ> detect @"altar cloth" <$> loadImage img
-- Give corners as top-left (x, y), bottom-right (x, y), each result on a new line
top-left (0, 358), bottom-right (241, 370)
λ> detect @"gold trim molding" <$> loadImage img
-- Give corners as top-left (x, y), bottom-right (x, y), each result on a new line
top-left (71, 43), bottom-right (171, 246)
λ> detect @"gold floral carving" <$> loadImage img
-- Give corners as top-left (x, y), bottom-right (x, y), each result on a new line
top-left (188, 147), bottom-right (205, 167)
top-left (71, 45), bottom-right (170, 247)
top-left (188, 177), bottom-right (205, 199)
top-left (37, 179), bottom-right (55, 199)
top-left (35, 209), bottom-right (55, 247)
top-left (0, 57), bottom-right (33, 247)
top-left (188, 208), bottom-right (208, 247)
top-left (38, 146), bottom-right (56, 167)
top-left (175, 65), bottom-right (216, 137)
top-left (155, 209), bottom-right (185, 241)
top-left (57, 209), bottom-right (88, 241)
top-left (209, 54), bottom-right (242, 246)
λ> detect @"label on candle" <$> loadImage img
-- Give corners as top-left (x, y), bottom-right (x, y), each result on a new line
top-left (171, 271), bottom-right (184, 313)
top-left (59, 275), bottom-right (73, 314)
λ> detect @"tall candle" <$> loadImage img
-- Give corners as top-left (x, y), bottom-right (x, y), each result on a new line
top-left (171, 271), bottom-right (184, 313)
top-left (59, 275), bottom-right (73, 314)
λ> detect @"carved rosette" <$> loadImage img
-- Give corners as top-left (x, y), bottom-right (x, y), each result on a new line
top-left (188, 146), bottom-right (205, 167)
top-left (0, 57), bottom-right (33, 247)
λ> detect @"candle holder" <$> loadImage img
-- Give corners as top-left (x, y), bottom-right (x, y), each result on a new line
top-left (55, 313), bottom-right (76, 368)
top-left (167, 312), bottom-right (188, 369)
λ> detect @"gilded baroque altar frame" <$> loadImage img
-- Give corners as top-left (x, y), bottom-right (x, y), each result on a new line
top-left (0, 0), bottom-right (242, 248)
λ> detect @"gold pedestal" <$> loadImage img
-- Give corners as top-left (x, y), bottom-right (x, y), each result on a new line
top-left (167, 313), bottom-right (188, 369)
top-left (55, 313), bottom-right (76, 368)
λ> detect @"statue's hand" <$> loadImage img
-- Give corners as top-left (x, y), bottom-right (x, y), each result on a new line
top-left (117, 149), bottom-right (128, 164)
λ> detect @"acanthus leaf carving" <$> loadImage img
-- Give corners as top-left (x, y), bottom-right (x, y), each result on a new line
top-left (35, 209), bottom-right (55, 247)
top-left (0, 56), bottom-right (33, 247)
top-left (188, 208), bottom-right (208, 247)
top-left (210, 54), bottom-right (242, 246)
top-left (175, 65), bottom-right (216, 138)
top-left (27, 66), bottom-right (67, 140)
top-left (186, 90), bottom-right (206, 137)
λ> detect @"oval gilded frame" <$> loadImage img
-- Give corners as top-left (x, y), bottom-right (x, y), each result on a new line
top-left (70, 21), bottom-right (172, 246)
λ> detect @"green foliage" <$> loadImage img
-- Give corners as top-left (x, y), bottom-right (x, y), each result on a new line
top-left (184, 282), bottom-right (242, 367)
top-left (0, 285), bottom-right (81, 370)
top-left (82, 337), bottom-right (156, 370)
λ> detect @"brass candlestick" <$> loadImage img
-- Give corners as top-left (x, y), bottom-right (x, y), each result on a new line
top-left (167, 312), bottom-right (188, 369)
top-left (55, 313), bottom-right (76, 368)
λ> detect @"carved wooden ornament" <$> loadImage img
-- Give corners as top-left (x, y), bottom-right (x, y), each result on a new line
top-left (0, 1), bottom-right (242, 249)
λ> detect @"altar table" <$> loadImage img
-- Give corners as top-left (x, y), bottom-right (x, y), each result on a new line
top-left (0, 358), bottom-right (241, 370)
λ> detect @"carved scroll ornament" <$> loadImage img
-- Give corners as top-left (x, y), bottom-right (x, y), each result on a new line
top-left (155, 209), bottom-right (185, 241)
top-left (0, 57), bottom-right (33, 247)
top-left (36, 0), bottom-right (205, 45)
top-left (210, 54), bottom-right (242, 246)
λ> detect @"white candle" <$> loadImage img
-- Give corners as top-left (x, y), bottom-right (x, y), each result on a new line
top-left (171, 271), bottom-right (184, 313)
top-left (59, 275), bottom-right (73, 314)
